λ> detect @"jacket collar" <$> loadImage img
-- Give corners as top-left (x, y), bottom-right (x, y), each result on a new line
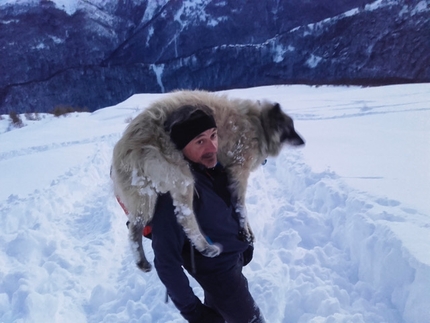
top-left (186, 159), bottom-right (224, 175)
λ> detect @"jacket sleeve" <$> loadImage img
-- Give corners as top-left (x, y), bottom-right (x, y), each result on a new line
top-left (151, 193), bottom-right (201, 318)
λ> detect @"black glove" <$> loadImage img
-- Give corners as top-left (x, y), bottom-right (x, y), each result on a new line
top-left (242, 244), bottom-right (254, 267)
top-left (186, 303), bottom-right (224, 323)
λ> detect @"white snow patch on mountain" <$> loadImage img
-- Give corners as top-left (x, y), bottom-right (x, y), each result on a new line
top-left (306, 54), bottom-right (323, 68)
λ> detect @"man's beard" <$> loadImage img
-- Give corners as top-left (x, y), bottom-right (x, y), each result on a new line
top-left (201, 153), bottom-right (217, 168)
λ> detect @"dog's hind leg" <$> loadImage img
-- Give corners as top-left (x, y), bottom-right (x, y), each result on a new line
top-left (128, 215), bottom-right (152, 272)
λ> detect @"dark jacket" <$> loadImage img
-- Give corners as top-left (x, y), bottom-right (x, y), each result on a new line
top-left (151, 162), bottom-right (249, 318)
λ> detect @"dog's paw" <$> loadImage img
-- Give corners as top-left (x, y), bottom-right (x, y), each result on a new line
top-left (239, 229), bottom-right (254, 244)
top-left (136, 260), bottom-right (152, 272)
top-left (245, 231), bottom-right (255, 244)
top-left (201, 243), bottom-right (223, 258)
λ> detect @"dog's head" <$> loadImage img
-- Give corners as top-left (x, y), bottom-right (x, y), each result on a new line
top-left (267, 103), bottom-right (305, 147)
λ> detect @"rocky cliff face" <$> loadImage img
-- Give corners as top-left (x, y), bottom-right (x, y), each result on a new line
top-left (0, 0), bottom-right (428, 113)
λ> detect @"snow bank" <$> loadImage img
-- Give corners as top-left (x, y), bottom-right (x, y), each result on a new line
top-left (0, 84), bottom-right (429, 323)
top-left (249, 149), bottom-right (430, 322)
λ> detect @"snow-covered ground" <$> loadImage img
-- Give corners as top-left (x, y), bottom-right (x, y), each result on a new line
top-left (0, 84), bottom-right (429, 323)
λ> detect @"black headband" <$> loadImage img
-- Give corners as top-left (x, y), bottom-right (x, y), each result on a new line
top-left (169, 110), bottom-right (217, 150)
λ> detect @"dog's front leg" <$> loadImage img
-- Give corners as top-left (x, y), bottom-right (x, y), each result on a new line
top-left (229, 168), bottom-right (255, 244)
top-left (172, 189), bottom-right (222, 258)
top-left (236, 203), bottom-right (255, 244)
top-left (128, 215), bottom-right (152, 272)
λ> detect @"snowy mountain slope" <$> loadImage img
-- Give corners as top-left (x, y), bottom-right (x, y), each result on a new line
top-left (0, 84), bottom-right (429, 323)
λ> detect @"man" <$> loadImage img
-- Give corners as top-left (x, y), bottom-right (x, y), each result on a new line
top-left (151, 105), bottom-right (265, 323)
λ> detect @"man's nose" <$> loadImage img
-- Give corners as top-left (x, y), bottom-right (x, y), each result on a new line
top-left (206, 139), bottom-right (218, 152)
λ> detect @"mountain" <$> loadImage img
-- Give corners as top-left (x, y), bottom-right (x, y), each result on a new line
top-left (0, 0), bottom-right (429, 114)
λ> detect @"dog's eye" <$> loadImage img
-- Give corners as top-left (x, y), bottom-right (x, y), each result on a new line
top-left (280, 131), bottom-right (290, 142)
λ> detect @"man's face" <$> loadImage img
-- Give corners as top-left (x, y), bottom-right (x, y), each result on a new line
top-left (182, 128), bottom-right (218, 168)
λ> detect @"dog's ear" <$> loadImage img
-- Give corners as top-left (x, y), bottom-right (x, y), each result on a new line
top-left (269, 103), bottom-right (283, 117)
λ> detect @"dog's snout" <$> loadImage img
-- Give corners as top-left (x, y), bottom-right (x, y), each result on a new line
top-left (281, 128), bottom-right (305, 146)
top-left (292, 136), bottom-right (305, 146)
top-left (290, 131), bottom-right (305, 146)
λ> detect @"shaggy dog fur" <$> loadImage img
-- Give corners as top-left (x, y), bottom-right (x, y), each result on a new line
top-left (111, 90), bottom-right (304, 272)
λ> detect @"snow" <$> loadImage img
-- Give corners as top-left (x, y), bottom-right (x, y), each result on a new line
top-left (1, 84), bottom-right (429, 323)
top-left (143, 0), bottom-right (169, 23)
top-left (272, 44), bottom-right (294, 63)
top-left (50, 0), bottom-right (79, 15)
top-left (0, 0), bottom-right (35, 6)
top-left (306, 54), bottom-right (323, 68)
top-left (174, 0), bottom-right (212, 26)
top-left (411, 1), bottom-right (428, 15)
top-left (0, 0), bottom-right (79, 14)
top-left (150, 64), bottom-right (166, 93)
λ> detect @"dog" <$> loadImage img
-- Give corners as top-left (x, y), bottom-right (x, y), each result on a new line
top-left (111, 90), bottom-right (304, 272)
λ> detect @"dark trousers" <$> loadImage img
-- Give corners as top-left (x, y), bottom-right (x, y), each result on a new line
top-left (192, 255), bottom-right (265, 323)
